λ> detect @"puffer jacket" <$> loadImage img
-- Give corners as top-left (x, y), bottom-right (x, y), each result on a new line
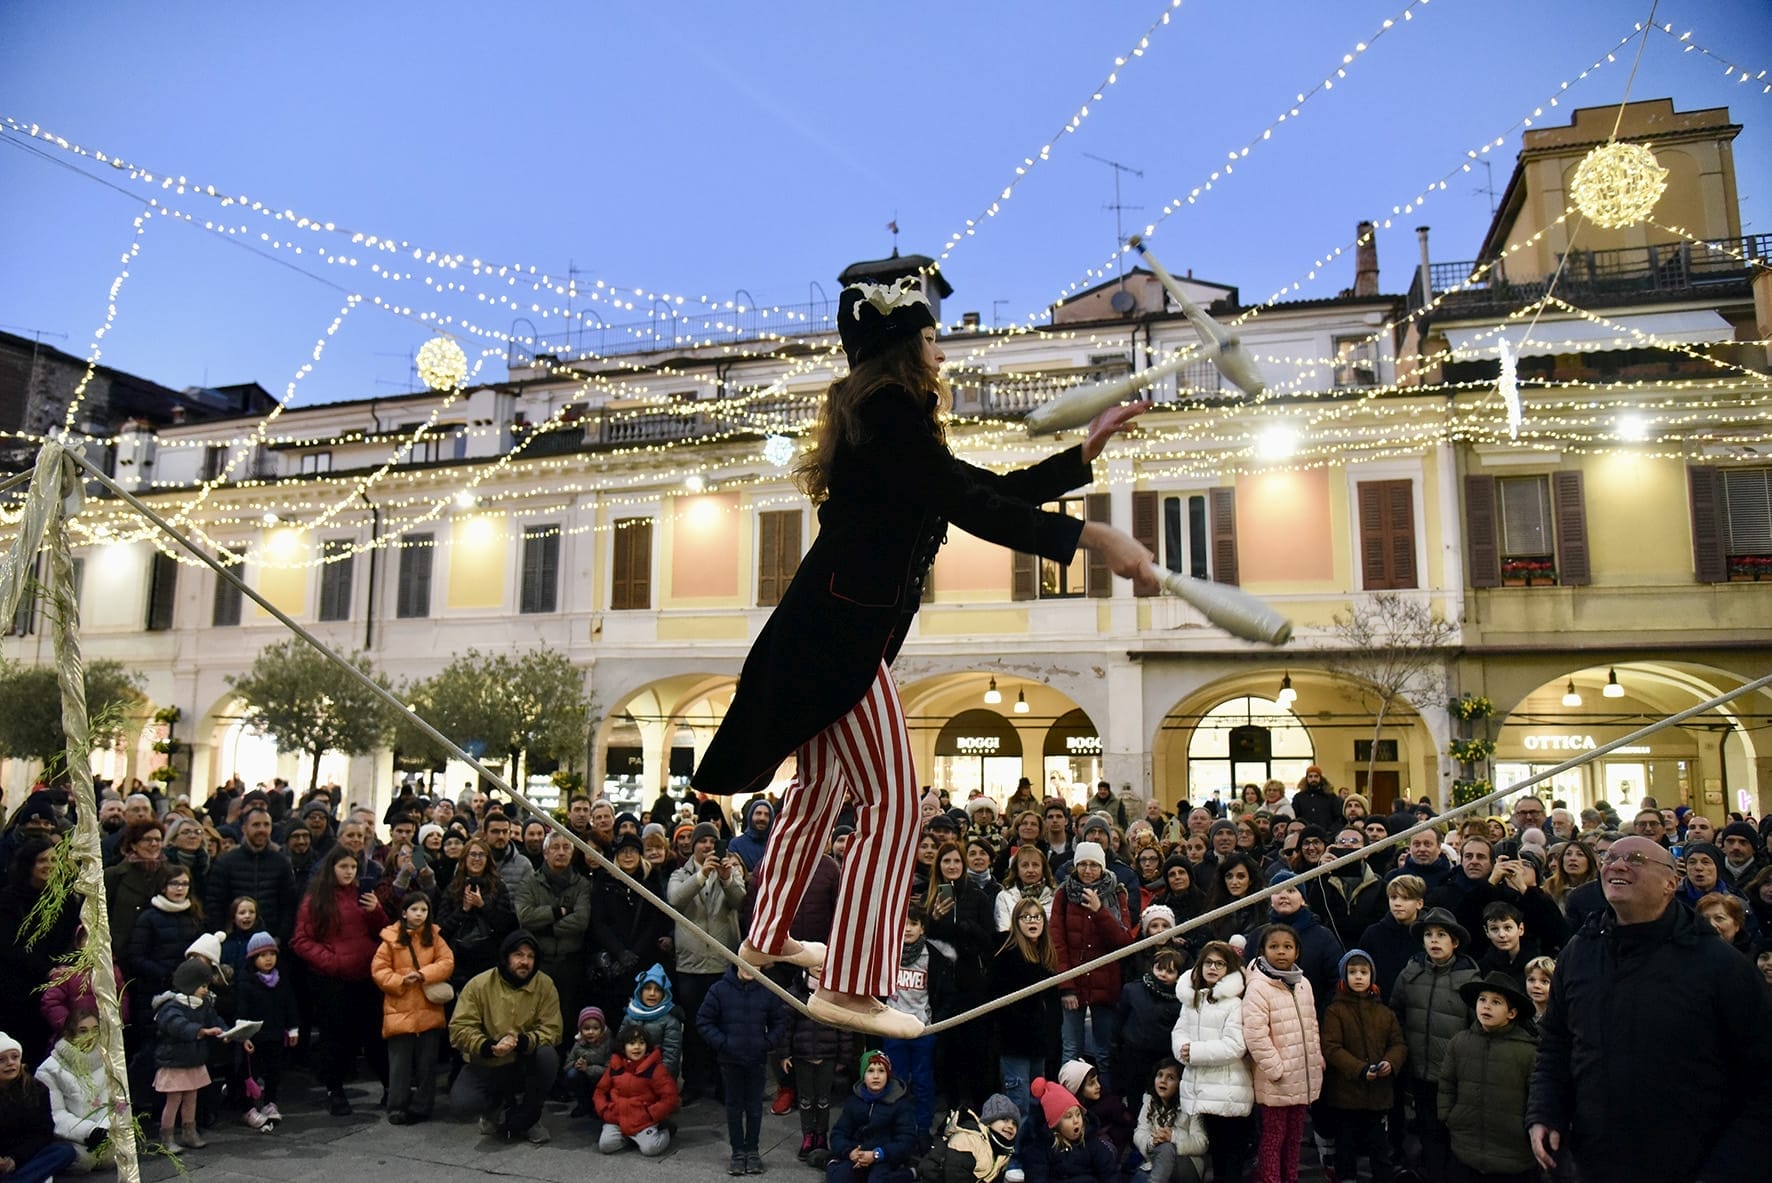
top-left (41, 964), bottom-right (127, 1039)
top-left (1240, 907), bottom-right (1343, 1017)
top-left (291, 884), bottom-right (387, 980)
top-left (1390, 952), bottom-right (1479, 1082)
top-left (1240, 965), bottom-right (1324, 1107)
top-left (126, 900), bottom-right (202, 998)
top-left (783, 974), bottom-right (853, 1064)
top-left (665, 857), bottom-right (746, 975)
top-left (35, 1038), bottom-right (112, 1145)
top-left (1171, 970), bottom-right (1253, 1117)
top-left (695, 965), bottom-right (786, 1066)
top-left (370, 923), bottom-right (455, 1037)
top-left (593, 1046), bottom-right (680, 1135)
top-left (1131, 1093), bottom-right (1208, 1159)
top-left (1320, 985), bottom-right (1407, 1110)
top-left (1438, 1020), bottom-right (1538, 1175)
top-left (829, 1076), bottom-right (920, 1168)
top-left (153, 990), bottom-right (219, 1068)
top-left (1050, 877), bottom-right (1133, 1005)
top-left (1019, 1102), bottom-right (1118, 1183)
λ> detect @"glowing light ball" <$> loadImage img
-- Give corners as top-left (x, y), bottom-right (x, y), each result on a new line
top-left (1570, 142), bottom-right (1667, 229)
top-left (415, 336), bottom-right (469, 391)
top-left (763, 434), bottom-right (796, 467)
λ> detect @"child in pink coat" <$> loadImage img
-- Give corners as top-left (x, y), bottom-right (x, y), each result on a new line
top-left (1240, 924), bottom-right (1325, 1183)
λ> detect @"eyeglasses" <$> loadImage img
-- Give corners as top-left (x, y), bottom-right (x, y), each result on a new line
top-left (1200, 958), bottom-right (1229, 968)
top-left (1601, 850), bottom-right (1675, 871)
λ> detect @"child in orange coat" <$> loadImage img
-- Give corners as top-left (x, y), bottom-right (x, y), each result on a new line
top-left (370, 895), bottom-right (455, 1124)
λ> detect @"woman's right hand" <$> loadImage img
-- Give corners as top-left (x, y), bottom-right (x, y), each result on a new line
top-left (1079, 522), bottom-right (1158, 593)
top-left (1178, 1041), bottom-right (1191, 1063)
top-left (1061, 992), bottom-right (1080, 1011)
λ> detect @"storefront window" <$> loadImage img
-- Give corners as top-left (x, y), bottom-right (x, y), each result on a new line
top-left (934, 708), bottom-right (1025, 808)
top-left (1186, 696), bottom-right (1314, 802)
top-left (1042, 708), bottom-right (1101, 810)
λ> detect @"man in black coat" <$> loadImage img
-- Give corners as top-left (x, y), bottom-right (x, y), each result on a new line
top-left (1527, 837), bottom-right (1772, 1183)
top-left (204, 806), bottom-right (297, 937)
top-left (1290, 766), bottom-right (1344, 831)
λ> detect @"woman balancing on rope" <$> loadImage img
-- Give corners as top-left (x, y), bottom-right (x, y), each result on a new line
top-left (691, 275), bottom-right (1157, 1038)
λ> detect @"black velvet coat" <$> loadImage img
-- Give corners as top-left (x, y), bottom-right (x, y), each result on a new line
top-left (693, 385), bottom-right (1092, 796)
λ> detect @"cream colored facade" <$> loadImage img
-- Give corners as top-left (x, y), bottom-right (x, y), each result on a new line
top-left (4, 101), bottom-right (1768, 824)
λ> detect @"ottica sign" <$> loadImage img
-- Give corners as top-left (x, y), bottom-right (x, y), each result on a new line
top-left (1522, 735), bottom-right (1597, 752)
top-left (955, 736), bottom-right (1001, 753)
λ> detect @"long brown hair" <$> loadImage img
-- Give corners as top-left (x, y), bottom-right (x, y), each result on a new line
top-left (997, 895), bottom-right (1059, 972)
top-left (302, 845), bottom-right (359, 940)
top-left (794, 332), bottom-right (949, 503)
top-left (446, 837), bottom-right (502, 904)
top-left (920, 840), bottom-right (966, 912)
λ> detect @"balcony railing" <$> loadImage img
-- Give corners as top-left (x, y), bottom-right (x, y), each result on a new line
top-left (1408, 234), bottom-right (1770, 315)
top-left (975, 359), bottom-right (1224, 419)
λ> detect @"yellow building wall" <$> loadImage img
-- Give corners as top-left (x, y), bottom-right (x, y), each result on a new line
top-left (254, 528), bottom-right (310, 618)
top-left (1580, 453), bottom-right (1692, 587)
top-left (1237, 469), bottom-right (1337, 590)
top-left (446, 514), bottom-right (508, 610)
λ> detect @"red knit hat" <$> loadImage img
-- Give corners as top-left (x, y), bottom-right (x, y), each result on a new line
top-left (1031, 1077), bottom-right (1081, 1130)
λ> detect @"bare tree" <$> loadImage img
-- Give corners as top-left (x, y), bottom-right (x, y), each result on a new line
top-left (1321, 593), bottom-right (1459, 807)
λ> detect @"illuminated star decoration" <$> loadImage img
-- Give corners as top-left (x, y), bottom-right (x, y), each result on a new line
top-left (415, 335), bottom-right (469, 391)
top-left (1570, 141), bottom-right (1668, 229)
top-left (1498, 337), bottom-right (1521, 439)
top-left (763, 434), bottom-right (795, 467)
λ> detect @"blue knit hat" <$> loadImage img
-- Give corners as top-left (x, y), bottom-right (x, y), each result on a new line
top-left (245, 932), bottom-right (278, 959)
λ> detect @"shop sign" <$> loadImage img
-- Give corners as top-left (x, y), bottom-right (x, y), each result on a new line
top-left (955, 736), bottom-right (1001, 754)
top-left (1065, 735), bottom-right (1102, 755)
top-left (1522, 734), bottom-right (1597, 752)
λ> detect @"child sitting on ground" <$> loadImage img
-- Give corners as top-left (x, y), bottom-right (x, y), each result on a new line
top-left (565, 1006), bottom-right (613, 1118)
top-left (594, 1022), bottom-right (680, 1158)
top-left (1058, 1058), bottom-right (1134, 1164)
top-left (823, 1048), bottom-right (920, 1181)
top-left (916, 1092), bottom-right (1020, 1183)
top-left (1130, 1058), bottom-right (1207, 1183)
top-left (1021, 1077), bottom-right (1115, 1182)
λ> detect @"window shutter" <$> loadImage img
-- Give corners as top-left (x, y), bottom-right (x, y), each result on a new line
top-left (1209, 486), bottom-right (1239, 585)
top-left (212, 563), bottom-right (243, 627)
top-left (1010, 550), bottom-right (1036, 600)
top-left (1688, 465), bottom-right (1727, 583)
top-left (1358, 479), bottom-right (1417, 590)
top-left (520, 527), bottom-right (560, 614)
top-left (757, 510), bottom-right (802, 608)
top-left (1085, 493), bottom-right (1112, 598)
top-left (396, 533), bottom-right (433, 618)
top-left (1131, 491), bottom-right (1159, 597)
top-left (1551, 470), bottom-right (1590, 586)
top-left (1465, 474), bottom-right (1500, 587)
top-left (146, 551), bottom-right (179, 631)
top-left (613, 518), bottom-right (652, 610)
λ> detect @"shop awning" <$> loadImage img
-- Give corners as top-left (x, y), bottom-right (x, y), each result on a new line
top-left (1444, 310), bottom-right (1733, 360)
top-left (935, 709), bottom-right (1023, 758)
top-left (1043, 708), bottom-right (1101, 757)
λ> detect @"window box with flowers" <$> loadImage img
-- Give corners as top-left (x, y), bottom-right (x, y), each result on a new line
top-left (151, 739), bottom-right (183, 756)
top-left (152, 706), bottom-right (182, 725)
top-left (1449, 737), bottom-right (1496, 765)
top-left (1500, 557), bottom-right (1557, 587)
top-left (1728, 555), bottom-right (1772, 582)
top-left (1449, 694), bottom-right (1496, 721)
top-left (1451, 778), bottom-right (1493, 807)
top-left (148, 766), bottom-right (178, 784)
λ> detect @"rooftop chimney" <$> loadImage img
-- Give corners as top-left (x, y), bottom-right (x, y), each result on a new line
top-left (1354, 221), bottom-right (1380, 297)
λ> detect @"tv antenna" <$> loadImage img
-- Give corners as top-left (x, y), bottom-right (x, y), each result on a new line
top-left (1474, 159), bottom-right (1501, 217)
top-left (1083, 153), bottom-right (1143, 311)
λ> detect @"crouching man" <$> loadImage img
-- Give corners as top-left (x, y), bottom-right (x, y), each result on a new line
top-left (449, 929), bottom-right (563, 1142)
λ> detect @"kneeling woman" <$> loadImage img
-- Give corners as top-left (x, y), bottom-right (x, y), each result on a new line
top-left (692, 275), bottom-right (1154, 1036)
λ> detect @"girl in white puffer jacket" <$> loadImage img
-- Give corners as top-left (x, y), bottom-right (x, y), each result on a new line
top-left (34, 1010), bottom-right (118, 1172)
top-left (1171, 940), bottom-right (1254, 1183)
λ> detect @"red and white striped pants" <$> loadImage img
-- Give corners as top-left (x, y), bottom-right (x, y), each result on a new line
top-left (747, 662), bottom-right (920, 997)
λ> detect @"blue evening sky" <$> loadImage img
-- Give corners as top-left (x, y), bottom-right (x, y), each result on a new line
top-left (2, 0), bottom-right (1768, 404)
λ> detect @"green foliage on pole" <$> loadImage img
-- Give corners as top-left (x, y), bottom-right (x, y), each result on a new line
top-left (0, 658), bottom-right (143, 764)
top-left (226, 639), bottom-right (395, 793)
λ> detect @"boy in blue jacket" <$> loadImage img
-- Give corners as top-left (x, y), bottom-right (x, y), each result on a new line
top-left (821, 1048), bottom-right (919, 1182)
top-left (698, 963), bottom-right (788, 1176)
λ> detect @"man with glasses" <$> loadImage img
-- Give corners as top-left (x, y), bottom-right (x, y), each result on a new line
top-left (1492, 795), bottom-right (1548, 859)
top-left (1528, 837), bottom-right (1772, 1183)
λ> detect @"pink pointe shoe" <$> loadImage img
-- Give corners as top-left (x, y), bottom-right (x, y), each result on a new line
top-left (806, 990), bottom-right (924, 1039)
top-left (739, 939), bottom-right (827, 972)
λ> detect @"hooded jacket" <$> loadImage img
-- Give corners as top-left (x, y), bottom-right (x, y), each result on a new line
top-left (1241, 963), bottom-right (1324, 1107)
top-left (1391, 951), bottom-right (1479, 1083)
top-left (624, 963), bottom-right (685, 1077)
top-left (1438, 1018), bottom-right (1537, 1175)
top-left (692, 386), bottom-right (1091, 799)
top-left (1171, 970), bottom-right (1253, 1117)
top-left (1526, 900), bottom-right (1772, 1183)
top-left (830, 1074), bottom-right (920, 1167)
top-left (725, 799), bottom-right (774, 872)
top-left (593, 1044), bottom-right (680, 1135)
top-left (1320, 954), bottom-right (1407, 1111)
top-left (370, 922), bottom-right (455, 1038)
top-left (447, 931), bottom-right (563, 1067)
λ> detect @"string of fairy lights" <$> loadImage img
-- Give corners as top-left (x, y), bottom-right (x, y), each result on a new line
top-left (0, 7), bottom-right (1765, 570)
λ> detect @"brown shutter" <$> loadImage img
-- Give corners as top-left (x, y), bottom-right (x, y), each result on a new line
top-left (1688, 464), bottom-right (1727, 583)
top-left (1085, 493), bottom-right (1112, 598)
top-left (1465, 474), bottom-right (1500, 587)
top-left (612, 517), bottom-right (652, 610)
top-left (1011, 550), bottom-right (1036, 600)
top-left (1551, 470), bottom-right (1590, 586)
top-left (1209, 486), bottom-right (1239, 585)
top-left (757, 511), bottom-right (781, 607)
top-left (1131, 490), bottom-right (1159, 598)
top-left (1388, 479), bottom-right (1418, 589)
top-left (1358, 479), bottom-right (1417, 590)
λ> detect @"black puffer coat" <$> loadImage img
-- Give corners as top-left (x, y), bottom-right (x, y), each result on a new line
top-left (1390, 952), bottom-right (1479, 1083)
top-left (1526, 901), bottom-right (1772, 1183)
top-left (1438, 1020), bottom-right (1537, 1175)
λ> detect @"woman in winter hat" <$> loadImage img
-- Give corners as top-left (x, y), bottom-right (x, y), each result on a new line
top-left (691, 273), bottom-right (1153, 1037)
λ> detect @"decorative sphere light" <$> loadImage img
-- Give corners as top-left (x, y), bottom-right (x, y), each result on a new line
top-left (1570, 142), bottom-right (1667, 229)
top-left (763, 434), bottom-right (796, 467)
top-left (415, 335), bottom-right (469, 391)
top-left (1254, 423), bottom-right (1299, 461)
top-left (1616, 413), bottom-right (1649, 442)
top-left (684, 474), bottom-right (706, 493)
